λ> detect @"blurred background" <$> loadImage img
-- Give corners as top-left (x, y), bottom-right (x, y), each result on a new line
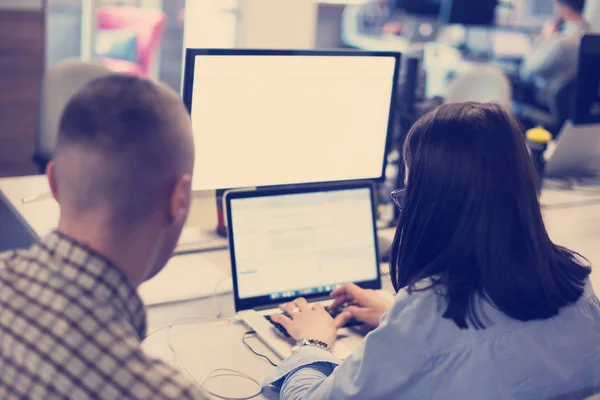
top-left (1, 0), bottom-right (599, 177)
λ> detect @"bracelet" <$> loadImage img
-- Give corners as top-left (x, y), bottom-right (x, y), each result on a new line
top-left (292, 338), bottom-right (332, 353)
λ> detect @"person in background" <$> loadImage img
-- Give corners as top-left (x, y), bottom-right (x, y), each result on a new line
top-left (342, 0), bottom-right (403, 40)
top-left (265, 102), bottom-right (600, 399)
top-left (520, 0), bottom-right (590, 102)
top-left (0, 75), bottom-right (206, 399)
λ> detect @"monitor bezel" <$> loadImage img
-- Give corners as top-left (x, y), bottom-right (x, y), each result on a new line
top-left (393, 0), bottom-right (442, 18)
top-left (182, 48), bottom-right (401, 190)
top-left (439, 0), bottom-right (498, 27)
top-left (225, 181), bottom-right (383, 312)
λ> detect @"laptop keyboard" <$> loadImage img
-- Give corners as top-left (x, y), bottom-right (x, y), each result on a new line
top-left (264, 304), bottom-right (361, 338)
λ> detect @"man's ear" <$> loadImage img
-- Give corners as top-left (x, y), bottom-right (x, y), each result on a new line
top-left (46, 161), bottom-right (59, 201)
top-left (169, 174), bottom-right (193, 225)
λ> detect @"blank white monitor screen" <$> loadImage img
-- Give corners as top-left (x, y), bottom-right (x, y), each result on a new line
top-left (228, 187), bottom-right (380, 300)
top-left (184, 51), bottom-right (399, 191)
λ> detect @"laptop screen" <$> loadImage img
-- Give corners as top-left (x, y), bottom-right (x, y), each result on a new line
top-left (227, 185), bottom-right (381, 311)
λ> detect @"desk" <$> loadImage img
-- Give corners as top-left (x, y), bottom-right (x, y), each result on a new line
top-left (3, 176), bottom-right (600, 399)
top-left (0, 174), bottom-right (228, 253)
top-left (142, 187), bottom-right (600, 399)
top-left (142, 241), bottom-right (397, 400)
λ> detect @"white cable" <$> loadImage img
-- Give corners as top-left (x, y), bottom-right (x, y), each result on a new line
top-left (146, 273), bottom-right (262, 399)
top-left (197, 369), bottom-right (262, 400)
top-left (213, 274), bottom-right (232, 319)
top-left (165, 318), bottom-right (263, 400)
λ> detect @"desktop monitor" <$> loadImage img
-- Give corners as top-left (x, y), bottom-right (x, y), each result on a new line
top-left (182, 49), bottom-right (401, 191)
top-left (440, 0), bottom-right (499, 26)
top-left (393, 0), bottom-right (442, 17)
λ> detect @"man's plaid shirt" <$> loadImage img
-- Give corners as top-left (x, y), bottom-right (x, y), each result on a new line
top-left (0, 231), bottom-right (205, 399)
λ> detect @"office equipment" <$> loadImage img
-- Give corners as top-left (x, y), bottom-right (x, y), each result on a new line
top-left (225, 183), bottom-right (382, 359)
top-left (545, 122), bottom-right (600, 178)
top-left (138, 183), bottom-right (600, 398)
top-left (182, 49), bottom-right (400, 191)
top-left (440, 0), bottom-right (498, 26)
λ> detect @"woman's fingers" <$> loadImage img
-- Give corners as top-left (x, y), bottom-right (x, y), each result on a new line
top-left (294, 297), bottom-right (311, 312)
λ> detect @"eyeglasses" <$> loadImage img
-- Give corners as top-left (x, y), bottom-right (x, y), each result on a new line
top-left (390, 188), bottom-right (406, 211)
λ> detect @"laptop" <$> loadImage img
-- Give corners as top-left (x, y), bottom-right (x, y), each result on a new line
top-left (225, 183), bottom-right (382, 359)
top-left (545, 121), bottom-right (600, 178)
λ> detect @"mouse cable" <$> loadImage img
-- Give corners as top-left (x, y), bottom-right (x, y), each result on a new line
top-left (166, 318), bottom-right (263, 400)
top-left (242, 331), bottom-right (279, 367)
top-left (213, 274), bottom-right (233, 319)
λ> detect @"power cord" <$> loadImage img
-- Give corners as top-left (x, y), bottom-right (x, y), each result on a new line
top-left (213, 274), bottom-right (232, 319)
top-left (197, 369), bottom-right (262, 400)
top-left (145, 275), bottom-right (277, 398)
top-left (242, 331), bottom-right (279, 367)
top-left (157, 317), bottom-right (263, 400)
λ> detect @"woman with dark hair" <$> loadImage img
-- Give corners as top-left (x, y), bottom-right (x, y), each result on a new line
top-left (265, 102), bottom-right (600, 399)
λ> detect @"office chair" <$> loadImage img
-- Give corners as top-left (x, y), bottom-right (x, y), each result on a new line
top-left (545, 34), bottom-right (600, 179)
top-left (513, 78), bottom-right (576, 138)
top-left (444, 65), bottom-right (512, 107)
top-left (33, 59), bottom-right (112, 173)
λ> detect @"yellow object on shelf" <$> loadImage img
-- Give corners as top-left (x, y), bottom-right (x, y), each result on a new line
top-left (526, 126), bottom-right (552, 144)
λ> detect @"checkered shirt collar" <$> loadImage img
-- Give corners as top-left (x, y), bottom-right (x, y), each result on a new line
top-left (36, 231), bottom-right (147, 339)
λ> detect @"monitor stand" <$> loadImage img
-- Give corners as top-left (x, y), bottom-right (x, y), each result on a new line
top-left (215, 189), bottom-right (228, 238)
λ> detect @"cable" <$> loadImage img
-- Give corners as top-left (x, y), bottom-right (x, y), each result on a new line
top-left (213, 274), bottom-right (232, 319)
top-left (165, 318), bottom-right (263, 400)
top-left (198, 369), bottom-right (262, 400)
top-left (145, 316), bottom-right (225, 340)
top-left (242, 331), bottom-right (278, 367)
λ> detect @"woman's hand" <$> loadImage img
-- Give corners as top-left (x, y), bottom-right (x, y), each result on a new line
top-left (330, 283), bottom-right (393, 328)
top-left (271, 298), bottom-right (351, 347)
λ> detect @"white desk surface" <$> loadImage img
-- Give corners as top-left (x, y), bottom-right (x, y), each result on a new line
top-left (1, 174), bottom-right (596, 237)
top-left (0, 175), bottom-right (228, 253)
top-left (2, 175), bottom-right (600, 399)
top-left (143, 187), bottom-right (600, 399)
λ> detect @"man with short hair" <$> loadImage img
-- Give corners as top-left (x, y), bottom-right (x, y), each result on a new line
top-left (0, 75), bottom-right (205, 399)
top-left (520, 0), bottom-right (589, 98)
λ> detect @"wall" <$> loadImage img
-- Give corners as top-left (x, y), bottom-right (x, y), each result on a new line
top-left (0, 0), bottom-right (45, 177)
top-left (237, 0), bottom-right (317, 48)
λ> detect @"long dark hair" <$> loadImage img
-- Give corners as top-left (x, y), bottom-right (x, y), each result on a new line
top-left (390, 102), bottom-right (590, 329)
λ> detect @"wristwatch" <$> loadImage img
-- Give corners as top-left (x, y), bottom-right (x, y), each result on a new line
top-left (292, 338), bottom-right (332, 353)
